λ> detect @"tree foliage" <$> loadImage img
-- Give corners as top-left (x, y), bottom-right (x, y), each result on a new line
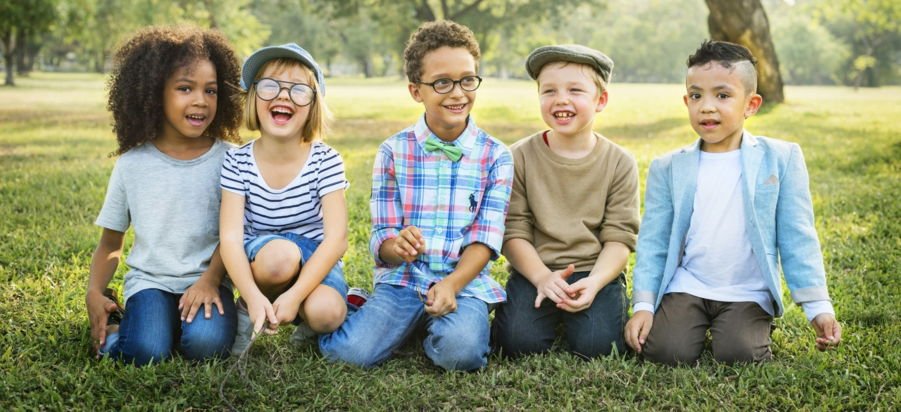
top-left (0, 0), bottom-right (57, 85)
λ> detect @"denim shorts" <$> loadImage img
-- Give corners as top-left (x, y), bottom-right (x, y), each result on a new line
top-left (243, 232), bottom-right (348, 300)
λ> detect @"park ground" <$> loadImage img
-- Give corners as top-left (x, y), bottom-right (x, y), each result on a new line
top-left (0, 73), bottom-right (898, 410)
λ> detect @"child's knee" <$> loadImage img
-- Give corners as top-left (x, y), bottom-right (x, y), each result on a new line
top-left (712, 336), bottom-right (772, 364)
top-left (122, 339), bottom-right (172, 366)
top-left (426, 331), bottom-right (488, 371)
top-left (319, 334), bottom-right (383, 368)
top-left (305, 303), bottom-right (346, 333)
top-left (252, 243), bottom-right (301, 287)
top-left (493, 325), bottom-right (553, 358)
top-left (569, 335), bottom-right (624, 359)
top-left (180, 327), bottom-right (233, 361)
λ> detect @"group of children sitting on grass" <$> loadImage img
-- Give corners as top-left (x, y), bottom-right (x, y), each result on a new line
top-left (85, 21), bottom-right (842, 370)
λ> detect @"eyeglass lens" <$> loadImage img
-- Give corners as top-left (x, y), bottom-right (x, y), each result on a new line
top-left (256, 78), bottom-right (315, 106)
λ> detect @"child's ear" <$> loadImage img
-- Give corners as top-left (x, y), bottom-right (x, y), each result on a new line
top-left (595, 90), bottom-right (609, 113)
top-left (744, 93), bottom-right (763, 118)
top-left (408, 83), bottom-right (424, 103)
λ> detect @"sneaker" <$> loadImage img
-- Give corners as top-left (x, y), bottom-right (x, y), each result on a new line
top-left (347, 287), bottom-right (370, 309)
top-left (231, 299), bottom-right (253, 357)
top-left (290, 322), bottom-right (317, 345)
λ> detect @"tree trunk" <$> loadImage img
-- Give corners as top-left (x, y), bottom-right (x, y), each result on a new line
top-left (2, 30), bottom-right (15, 86)
top-left (705, 0), bottom-right (784, 104)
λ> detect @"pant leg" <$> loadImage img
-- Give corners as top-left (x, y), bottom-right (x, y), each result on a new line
top-left (491, 271), bottom-right (560, 358)
top-left (318, 283), bottom-right (425, 368)
top-left (709, 301), bottom-right (773, 364)
top-left (563, 273), bottom-right (627, 359)
top-left (642, 292), bottom-right (711, 366)
top-left (424, 296), bottom-right (490, 371)
top-left (178, 285), bottom-right (237, 361)
top-left (108, 288), bottom-right (179, 366)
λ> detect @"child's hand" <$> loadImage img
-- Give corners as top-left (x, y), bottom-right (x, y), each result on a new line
top-left (246, 294), bottom-right (279, 335)
top-left (393, 226), bottom-right (426, 263)
top-left (424, 281), bottom-right (457, 317)
top-left (178, 277), bottom-right (223, 323)
top-left (85, 289), bottom-right (120, 355)
top-left (624, 311), bottom-right (654, 353)
top-left (557, 276), bottom-right (603, 313)
top-left (272, 292), bottom-right (303, 326)
top-left (811, 313), bottom-right (842, 351)
top-left (534, 264), bottom-right (576, 308)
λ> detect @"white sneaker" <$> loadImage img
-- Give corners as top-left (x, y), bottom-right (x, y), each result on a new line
top-left (231, 300), bottom-right (253, 357)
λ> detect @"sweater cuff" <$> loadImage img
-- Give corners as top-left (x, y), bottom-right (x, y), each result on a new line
top-left (790, 286), bottom-right (831, 304)
top-left (632, 302), bottom-right (655, 315)
top-left (801, 300), bottom-right (835, 322)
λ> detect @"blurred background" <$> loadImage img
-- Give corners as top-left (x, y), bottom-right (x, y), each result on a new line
top-left (1, 0), bottom-right (899, 98)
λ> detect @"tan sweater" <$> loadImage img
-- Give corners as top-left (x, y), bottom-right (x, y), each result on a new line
top-left (504, 131), bottom-right (640, 272)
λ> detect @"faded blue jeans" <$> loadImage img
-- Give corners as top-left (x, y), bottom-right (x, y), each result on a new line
top-left (492, 271), bottom-right (626, 359)
top-left (101, 285), bottom-right (237, 365)
top-left (318, 283), bottom-right (490, 371)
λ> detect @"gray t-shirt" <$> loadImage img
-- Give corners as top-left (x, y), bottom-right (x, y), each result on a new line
top-left (96, 140), bottom-right (229, 302)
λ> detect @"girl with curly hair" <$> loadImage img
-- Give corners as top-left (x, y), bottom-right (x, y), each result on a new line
top-left (219, 44), bottom-right (349, 356)
top-left (86, 26), bottom-right (243, 365)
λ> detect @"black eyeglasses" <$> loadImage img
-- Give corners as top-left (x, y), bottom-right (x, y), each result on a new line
top-left (418, 75), bottom-right (482, 94)
top-left (254, 78), bottom-right (316, 106)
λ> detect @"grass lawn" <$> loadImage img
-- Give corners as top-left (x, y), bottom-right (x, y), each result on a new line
top-left (1, 72), bottom-right (898, 410)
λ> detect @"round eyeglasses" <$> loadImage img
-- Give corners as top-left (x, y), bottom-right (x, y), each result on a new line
top-left (417, 75), bottom-right (482, 94)
top-left (254, 78), bottom-right (316, 106)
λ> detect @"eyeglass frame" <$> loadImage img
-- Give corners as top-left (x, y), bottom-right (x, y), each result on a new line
top-left (253, 77), bottom-right (317, 107)
top-left (417, 75), bottom-right (483, 94)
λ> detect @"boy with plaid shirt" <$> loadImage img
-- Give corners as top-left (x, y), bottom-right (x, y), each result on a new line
top-left (319, 20), bottom-right (513, 371)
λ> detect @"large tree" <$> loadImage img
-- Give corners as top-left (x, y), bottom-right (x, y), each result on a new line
top-left (705, 0), bottom-right (784, 104)
top-left (0, 0), bottom-right (56, 85)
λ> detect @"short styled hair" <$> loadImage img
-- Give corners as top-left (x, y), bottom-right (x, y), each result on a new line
top-left (403, 20), bottom-right (480, 83)
top-left (687, 40), bottom-right (758, 93)
top-left (107, 25), bottom-right (242, 155)
top-left (243, 58), bottom-right (331, 142)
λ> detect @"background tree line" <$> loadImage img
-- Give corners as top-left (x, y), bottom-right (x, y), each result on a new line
top-left (2, 0), bottom-right (898, 88)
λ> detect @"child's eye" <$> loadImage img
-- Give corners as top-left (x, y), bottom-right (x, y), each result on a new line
top-left (689, 93), bottom-right (701, 100)
top-left (717, 93), bottom-right (730, 99)
top-left (177, 86), bottom-right (191, 92)
top-left (540, 89), bottom-right (554, 95)
top-left (206, 88), bottom-right (218, 95)
top-left (570, 88), bottom-right (585, 93)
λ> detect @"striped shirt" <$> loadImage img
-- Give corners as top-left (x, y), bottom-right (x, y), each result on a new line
top-left (220, 140), bottom-right (348, 242)
top-left (370, 115), bottom-right (514, 304)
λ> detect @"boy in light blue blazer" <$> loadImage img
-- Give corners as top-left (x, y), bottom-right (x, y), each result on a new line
top-left (624, 41), bottom-right (842, 365)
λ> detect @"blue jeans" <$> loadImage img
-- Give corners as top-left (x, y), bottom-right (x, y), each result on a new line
top-left (101, 285), bottom-right (237, 365)
top-left (244, 233), bottom-right (348, 299)
top-left (492, 271), bottom-right (626, 359)
top-left (319, 283), bottom-right (490, 371)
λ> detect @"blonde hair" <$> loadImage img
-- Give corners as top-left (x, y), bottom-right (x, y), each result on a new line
top-left (537, 61), bottom-right (608, 95)
top-left (243, 58), bottom-right (331, 142)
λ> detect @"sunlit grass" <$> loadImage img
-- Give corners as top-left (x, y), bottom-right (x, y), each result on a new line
top-left (1, 72), bottom-right (898, 409)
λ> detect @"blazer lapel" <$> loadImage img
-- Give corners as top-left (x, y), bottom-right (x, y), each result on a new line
top-left (741, 131), bottom-right (763, 205)
top-left (672, 140), bottom-right (701, 234)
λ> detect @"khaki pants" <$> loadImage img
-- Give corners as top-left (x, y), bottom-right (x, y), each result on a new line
top-left (643, 293), bottom-right (774, 365)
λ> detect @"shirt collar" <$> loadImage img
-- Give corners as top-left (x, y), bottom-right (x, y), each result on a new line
top-left (414, 114), bottom-right (478, 158)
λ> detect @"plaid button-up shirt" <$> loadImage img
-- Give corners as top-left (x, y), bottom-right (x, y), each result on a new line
top-left (370, 115), bottom-right (513, 303)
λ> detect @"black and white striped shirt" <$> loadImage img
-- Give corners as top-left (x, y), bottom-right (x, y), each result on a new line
top-left (220, 140), bottom-right (348, 242)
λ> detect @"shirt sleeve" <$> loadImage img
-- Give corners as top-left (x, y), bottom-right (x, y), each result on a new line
top-left (369, 143), bottom-right (401, 266)
top-left (462, 146), bottom-right (514, 260)
top-left (317, 146), bottom-right (349, 198)
top-left (599, 152), bottom-right (641, 251)
top-left (502, 147), bottom-right (533, 243)
top-left (631, 157), bottom-right (674, 307)
top-left (220, 149), bottom-right (246, 196)
top-left (95, 159), bottom-right (130, 232)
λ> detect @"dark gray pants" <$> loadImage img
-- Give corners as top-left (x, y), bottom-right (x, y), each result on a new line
top-left (492, 270), bottom-right (626, 359)
top-left (643, 292), bottom-right (774, 365)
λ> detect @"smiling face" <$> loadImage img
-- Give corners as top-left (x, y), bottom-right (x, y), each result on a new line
top-left (537, 62), bottom-right (607, 141)
top-left (255, 62), bottom-right (313, 142)
top-left (160, 58), bottom-right (218, 143)
top-left (684, 61), bottom-right (762, 152)
top-left (409, 46), bottom-right (478, 142)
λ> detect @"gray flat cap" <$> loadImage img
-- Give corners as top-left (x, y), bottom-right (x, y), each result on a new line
top-left (526, 44), bottom-right (614, 83)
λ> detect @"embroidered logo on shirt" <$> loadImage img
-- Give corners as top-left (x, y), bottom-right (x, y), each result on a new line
top-left (469, 193), bottom-right (477, 212)
top-left (764, 175), bottom-right (778, 185)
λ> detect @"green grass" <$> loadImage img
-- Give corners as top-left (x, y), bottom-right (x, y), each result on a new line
top-left (1, 72), bottom-right (898, 410)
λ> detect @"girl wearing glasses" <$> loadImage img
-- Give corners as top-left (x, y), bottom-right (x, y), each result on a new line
top-left (220, 44), bottom-right (349, 355)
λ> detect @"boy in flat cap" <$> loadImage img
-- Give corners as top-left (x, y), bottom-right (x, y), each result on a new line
top-left (492, 44), bottom-right (639, 359)
top-left (625, 41), bottom-right (841, 365)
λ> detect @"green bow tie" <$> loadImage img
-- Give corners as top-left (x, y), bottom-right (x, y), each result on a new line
top-left (424, 136), bottom-right (463, 162)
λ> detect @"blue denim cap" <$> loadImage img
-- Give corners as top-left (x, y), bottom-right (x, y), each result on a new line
top-left (526, 44), bottom-right (614, 83)
top-left (240, 43), bottom-right (326, 95)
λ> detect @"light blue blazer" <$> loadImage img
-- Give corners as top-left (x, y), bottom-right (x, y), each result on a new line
top-left (632, 131), bottom-right (831, 316)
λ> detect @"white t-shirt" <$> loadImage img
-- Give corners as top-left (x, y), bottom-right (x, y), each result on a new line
top-left (96, 140), bottom-right (229, 302)
top-left (220, 140), bottom-right (348, 242)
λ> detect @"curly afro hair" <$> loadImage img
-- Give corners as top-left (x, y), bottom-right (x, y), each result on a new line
top-left (403, 20), bottom-right (480, 84)
top-left (106, 26), bottom-right (243, 155)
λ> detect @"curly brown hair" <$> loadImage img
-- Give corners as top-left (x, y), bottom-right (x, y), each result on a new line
top-left (403, 20), bottom-right (481, 84)
top-left (106, 26), bottom-right (243, 155)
